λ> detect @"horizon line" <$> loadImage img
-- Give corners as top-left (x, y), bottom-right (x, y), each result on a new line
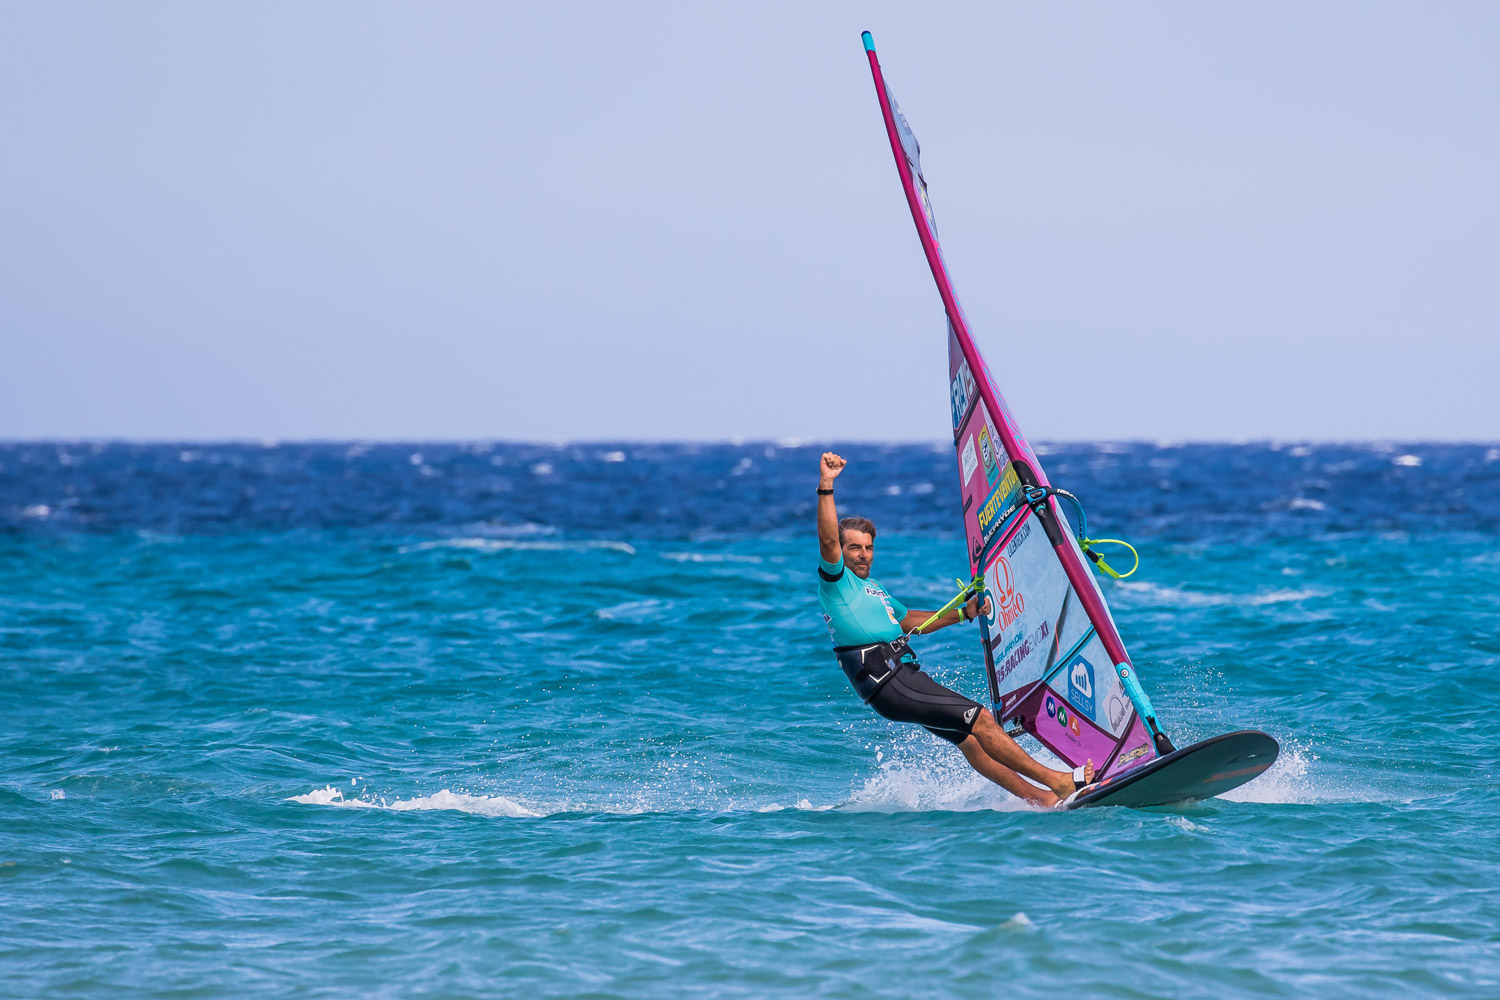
top-left (3, 437), bottom-right (1498, 448)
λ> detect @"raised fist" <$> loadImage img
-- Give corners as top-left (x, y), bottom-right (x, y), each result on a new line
top-left (820, 452), bottom-right (847, 484)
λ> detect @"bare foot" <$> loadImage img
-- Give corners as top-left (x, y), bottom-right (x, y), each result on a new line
top-left (1047, 758), bottom-right (1095, 798)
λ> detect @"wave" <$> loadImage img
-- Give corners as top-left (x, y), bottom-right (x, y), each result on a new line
top-left (288, 740), bottom-right (1341, 820)
top-left (1114, 581), bottom-right (1324, 608)
top-left (402, 538), bottom-right (636, 555)
top-left (1218, 744), bottom-right (1344, 805)
top-left (288, 786), bottom-right (542, 818)
top-left (659, 552), bottom-right (763, 564)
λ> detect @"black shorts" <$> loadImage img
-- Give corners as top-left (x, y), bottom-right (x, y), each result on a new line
top-left (866, 662), bottom-right (985, 746)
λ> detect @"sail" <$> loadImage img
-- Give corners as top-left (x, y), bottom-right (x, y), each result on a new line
top-left (862, 31), bottom-right (1163, 780)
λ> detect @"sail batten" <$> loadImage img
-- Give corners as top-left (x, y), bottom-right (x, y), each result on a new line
top-left (862, 31), bottom-right (1159, 780)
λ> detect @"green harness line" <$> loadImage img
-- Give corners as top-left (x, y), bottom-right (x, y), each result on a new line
top-left (908, 574), bottom-right (985, 636)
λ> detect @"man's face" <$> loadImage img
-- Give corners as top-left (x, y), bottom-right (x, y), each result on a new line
top-left (842, 530), bottom-right (875, 579)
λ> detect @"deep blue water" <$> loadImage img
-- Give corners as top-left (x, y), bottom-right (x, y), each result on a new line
top-left (3, 441), bottom-right (1499, 998)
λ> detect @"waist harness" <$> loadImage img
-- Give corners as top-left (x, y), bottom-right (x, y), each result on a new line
top-left (832, 638), bottom-right (914, 702)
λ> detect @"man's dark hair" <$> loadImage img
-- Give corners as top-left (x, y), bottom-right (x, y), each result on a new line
top-left (838, 517), bottom-right (877, 544)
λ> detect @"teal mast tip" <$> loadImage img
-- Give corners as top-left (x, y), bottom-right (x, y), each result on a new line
top-left (861, 31), bottom-right (875, 51)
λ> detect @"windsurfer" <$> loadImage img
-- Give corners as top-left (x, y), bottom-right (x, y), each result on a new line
top-left (816, 451), bottom-right (1092, 808)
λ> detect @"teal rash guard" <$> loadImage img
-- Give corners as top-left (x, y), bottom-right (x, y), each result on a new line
top-left (817, 554), bottom-right (910, 651)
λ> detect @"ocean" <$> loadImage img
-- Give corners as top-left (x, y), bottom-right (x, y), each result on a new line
top-left (3, 441), bottom-right (1498, 998)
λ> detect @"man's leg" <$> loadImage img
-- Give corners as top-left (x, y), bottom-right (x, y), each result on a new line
top-left (968, 709), bottom-right (1090, 799)
top-left (955, 734), bottom-right (1059, 808)
top-left (863, 663), bottom-right (1089, 804)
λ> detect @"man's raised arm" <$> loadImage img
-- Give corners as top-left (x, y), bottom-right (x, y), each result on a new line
top-left (817, 452), bottom-right (845, 563)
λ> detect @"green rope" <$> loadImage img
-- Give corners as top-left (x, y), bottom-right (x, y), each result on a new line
top-left (909, 574), bottom-right (984, 635)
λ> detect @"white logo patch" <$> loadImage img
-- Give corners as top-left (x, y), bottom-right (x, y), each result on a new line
top-left (963, 706), bottom-right (978, 724)
top-left (960, 435), bottom-right (979, 485)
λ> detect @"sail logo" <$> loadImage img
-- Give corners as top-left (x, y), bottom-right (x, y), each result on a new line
top-left (1118, 745), bottom-right (1151, 768)
top-left (978, 427), bottom-right (999, 484)
top-left (975, 464), bottom-right (1023, 545)
top-left (993, 619), bottom-right (1050, 682)
top-left (949, 361), bottom-right (976, 430)
top-left (960, 435), bottom-right (979, 485)
top-left (1068, 655), bottom-right (1096, 719)
top-left (1106, 693), bottom-right (1129, 731)
top-left (1005, 519), bottom-right (1032, 558)
top-left (984, 557), bottom-right (1025, 632)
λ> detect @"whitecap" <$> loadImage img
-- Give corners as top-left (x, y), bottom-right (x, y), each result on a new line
top-left (596, 598), bottom-right (669, 621)
top-left (1218, 745), bottom-right (1326, 804)
top-left (659, 552), bottom-right (762, 563)
top-left (403, 538), bottom-right (635, 555)
top-left (1392, 454), bottom-right (1422, 468)
top-left (600, 451), bottom-right (626, 463)
top-left (289, 786), bottom-right (542, 818)
top-left (1288, 497), bottom-right (1327, 511)
top-left (22, 504), bottom-right (51, 518)
top-left (844, 747), bottom-right (1040, 813)
top-left (1115, 581), bottom-right (1323, 608)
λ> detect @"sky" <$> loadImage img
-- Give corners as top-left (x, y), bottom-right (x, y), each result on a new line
top-left (2, 2), bottom-right (1497, 442)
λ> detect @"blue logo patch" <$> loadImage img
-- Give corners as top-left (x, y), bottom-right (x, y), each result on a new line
top-left (1068, 655), bottom-right (1097, 719)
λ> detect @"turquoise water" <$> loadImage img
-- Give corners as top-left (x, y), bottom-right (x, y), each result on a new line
top-left (4, 442), bottom-right (1499, 998)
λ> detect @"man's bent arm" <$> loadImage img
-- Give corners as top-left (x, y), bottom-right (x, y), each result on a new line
top-left (899, 595), bottom-right (990, 634)
top-left (899, 609), bottom-right (962, 633)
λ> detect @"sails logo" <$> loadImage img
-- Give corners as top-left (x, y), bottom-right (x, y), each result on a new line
top-left (978, 427), bottom-right (999, 484)
top-left (992, 619), bottom-right (1050, 682)
top-left (959, 435), bottom-right (979, 486)
top-left (1106, 693), bottom-right (1129, 731)
top-left (949, 361), bottom-right (976, 429)
top-left (1067, 655), bottom-right (1096, 720)
top-left (1005, 519), bottom-right (1032, 558)
top-left (1117, 745), bottom-right (1151, 768)
top-left (983, 557), bottom-right (1025, 632)
top-left (975, 465), bottom-right (1023, 544)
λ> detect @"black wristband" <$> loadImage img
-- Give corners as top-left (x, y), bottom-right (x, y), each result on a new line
top-left (961, 602), bottom-right (973, 622)
top-left (816, 487), bottom-right (834, 495)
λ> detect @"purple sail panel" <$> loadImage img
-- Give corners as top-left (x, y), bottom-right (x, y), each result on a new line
top-left (1013, 685), bottom-right (1120, 772)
